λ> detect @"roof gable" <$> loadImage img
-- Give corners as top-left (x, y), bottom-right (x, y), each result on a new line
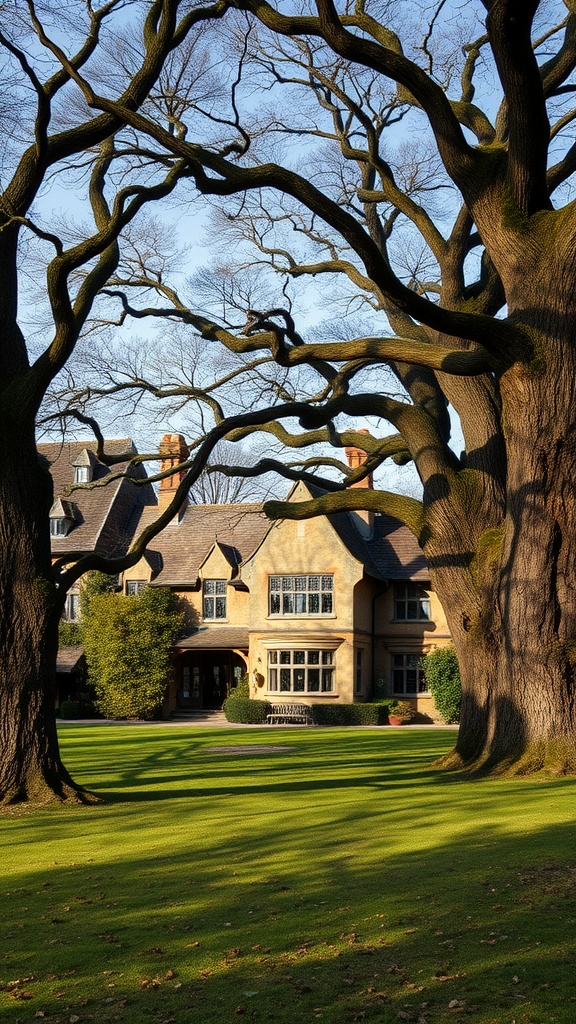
top-left (243, 480), bottom-right (428, 583)
top-left (199, 540), bottom-right (242, 579)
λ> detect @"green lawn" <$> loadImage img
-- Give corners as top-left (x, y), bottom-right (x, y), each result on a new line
top-left (2, 725), bottom-right (576, 1024)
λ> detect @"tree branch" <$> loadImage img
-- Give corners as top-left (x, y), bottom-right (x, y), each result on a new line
top-left (264, 489), bottom-right (425, 540)
top-left (485, 0), bottom-right (551, 214)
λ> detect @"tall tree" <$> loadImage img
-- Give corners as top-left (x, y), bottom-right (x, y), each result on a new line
top-left (0, 0), bottom-right (242, 804)
top-left (4, 0), bottom-right (576, 804)
top-left (65, 0), bottom-right (576, 775)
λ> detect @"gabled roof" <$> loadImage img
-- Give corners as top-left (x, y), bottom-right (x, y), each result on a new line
top-left (39, 439), bottom-right (156, 559)
top-left (129, 501), bottom-right (270, 586)
top-left (72, 447), bottom-right (97, 468)
top-left (198, 540), bottom-right (243, 579)
top-left (303, 482), bottom-right (385, 579)
top-left (43, 437), bottom-right (428, 584)
top-left (49, 497), bottom-right (79, 522)
top-left (279, 482), bottom-right (429, 584)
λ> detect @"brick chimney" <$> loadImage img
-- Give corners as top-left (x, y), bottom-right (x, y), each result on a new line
top-left (344, 428), bottom-right (374, 537)
top-left (344, 428), bottom-right (374, 489)
top-left (158, 433), bottom-right (190, 514)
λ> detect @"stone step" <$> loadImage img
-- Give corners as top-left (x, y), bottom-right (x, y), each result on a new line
top-left (170, 708), bottom-right (227, 723)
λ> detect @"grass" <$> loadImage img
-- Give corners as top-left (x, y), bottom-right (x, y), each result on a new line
top-left (2, 725), bottom-right (576, 1024)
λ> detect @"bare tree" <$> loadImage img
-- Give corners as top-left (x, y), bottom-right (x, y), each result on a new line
top-left (0, 0), bottom-right (260, 804)
top-left (63, 0), bottom-right (576, 776)
top-left (4, 0), bottom-right (576, 803)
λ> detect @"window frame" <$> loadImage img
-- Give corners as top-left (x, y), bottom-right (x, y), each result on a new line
top-left (203, 578), bottom-right (227, 621)
top-left (62, 591), bottom-right (80, 622)
top-left (394, 583), bottom-right (431, 622)
top-left (50, 517), bottom-right (69, 537)
top-left (74, 465), bottom-right (91, 484)
top-left (391, 653), bottom-right (428, 696)
top-left (126, 579), bottom-right (147, 596)
top-left (267, 648), bottom-right (335, 694)
top-left (268, 574), bottom-right (334, 617)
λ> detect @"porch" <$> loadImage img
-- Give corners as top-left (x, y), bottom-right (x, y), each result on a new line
top-left (171, 626), bottom-right (249, 711)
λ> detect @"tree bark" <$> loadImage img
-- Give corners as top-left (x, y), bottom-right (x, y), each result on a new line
top-left (0, 424), bottom-right (94, 804)
top-left (427, 285), bottom-right (576, 774)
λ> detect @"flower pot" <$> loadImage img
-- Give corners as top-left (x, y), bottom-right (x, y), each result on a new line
top-left (388, 715), bottom-right (404, 726)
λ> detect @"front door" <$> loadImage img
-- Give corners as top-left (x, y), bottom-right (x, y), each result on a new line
top-left (178, 653), bottom-right (245, 709)
top-left (180, 664), bottom-right (201, 708)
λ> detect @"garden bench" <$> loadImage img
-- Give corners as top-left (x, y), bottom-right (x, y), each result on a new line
top-left (266, 702), bottom-right (313, 725)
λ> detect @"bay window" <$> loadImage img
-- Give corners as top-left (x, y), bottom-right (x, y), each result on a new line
top-left (268, 649), bottom-right (334, 693)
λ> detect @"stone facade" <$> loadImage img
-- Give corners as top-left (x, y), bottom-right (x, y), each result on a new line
top-left (45, 434), bottom-right (453, 720)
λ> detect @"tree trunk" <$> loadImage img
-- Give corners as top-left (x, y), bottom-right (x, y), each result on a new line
top-left (0, 426), bottom-right (94, 804)
top-left (429, 299), bottom-right (576, 774)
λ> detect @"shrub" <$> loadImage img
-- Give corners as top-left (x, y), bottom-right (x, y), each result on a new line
top-left (311, 703), bottom-right (391, 726)
top-left (388, 700), bottom-right (416, 722)
top-left (83, 587), bottom-right (184, 719)
top-left (79, 571), bottom-right (119, 619)
top-left (59, 699), bottom-right (80, 720)
top-left (223, 697), bottom-right (271, 724)
top-left (58, 621), bottom-right (83, 646)
top-left (421, 646), bottom-right (462, 723)
top-left (229, 674), bottom-right (250, 699)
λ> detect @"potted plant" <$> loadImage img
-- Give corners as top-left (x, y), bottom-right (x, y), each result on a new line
top-left (388, 700), bottom-right (416, 725)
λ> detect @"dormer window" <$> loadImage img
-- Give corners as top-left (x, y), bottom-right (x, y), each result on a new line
top-left (72, 448), bottom-right (95, 484)
top-left (49, 498), bottom-right (77, 539)
top-left (203, 579), bottom-right (227, 620)
top-left (50, 517), bottom-right (69, 537)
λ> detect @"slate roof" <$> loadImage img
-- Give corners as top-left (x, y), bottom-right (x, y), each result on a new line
top-left (304, 483), bottom-right (428, 583)
top-left (366, 514), bottom-right (429, 582)
top-left (56, 646), bottom-right (84, 672)
top-left (130, 502), bottom-right (270, 585)
top-left (176, 626), bottom-right (250, 649)
top-left (39, 439), bottom-right (156, 559)
top-left (43, 440), bottom-right (428, 584)
top-left (135, 490), bottom-right (428, 587)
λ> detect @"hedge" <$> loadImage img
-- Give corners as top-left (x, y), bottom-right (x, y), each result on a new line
top-left (222, 699), bottom-right (393, 726)
top-left (223, 697), bottom-right (271, 724)
top-left (59, 699), bottom-right (81, 720)
top-left (311, 702), bottom-right (391, 726)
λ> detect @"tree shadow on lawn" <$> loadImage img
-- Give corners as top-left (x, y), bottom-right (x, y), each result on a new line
top-left (63, 728), bottom-right (456, 805)
top-left (3, 812), bottom-right (576, 1024)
